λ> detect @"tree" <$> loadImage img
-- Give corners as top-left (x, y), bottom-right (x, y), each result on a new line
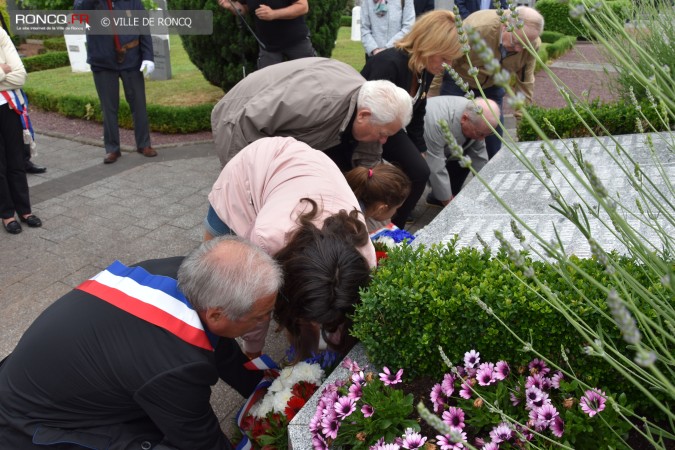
top-left (167, 0), bottom-right (347, 91)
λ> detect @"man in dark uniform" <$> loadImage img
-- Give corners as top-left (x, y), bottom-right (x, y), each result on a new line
top-left (218, 0), bottom-right (316, 69)
top-left (0, 236), bottom-right (282, 450)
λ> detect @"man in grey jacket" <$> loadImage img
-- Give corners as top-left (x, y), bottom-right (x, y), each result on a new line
top-left (424, 96), bottom-right (499, 206)
top-left (211, 57), bottom-right (412, 169)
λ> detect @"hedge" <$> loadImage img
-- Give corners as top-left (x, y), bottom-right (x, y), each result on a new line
top-left (24, 87), bottom-right (213, 133)
top-left (517, 100), bottom-right (668, 141)
top-left (43, 37), bottom-right (67, 51)
top-left (351, 240), bottom-right (670, 412)
top-left (22, 51), bottom-right (70, 72)
top-left (535, 0), bottom-right (631, 38)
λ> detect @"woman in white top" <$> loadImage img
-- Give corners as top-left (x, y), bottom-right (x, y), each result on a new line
top-left (361, 0), bottom-right (416, 58)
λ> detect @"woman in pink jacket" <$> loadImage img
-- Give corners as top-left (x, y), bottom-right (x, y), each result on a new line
top-left (205, 136), bottom-right (410, 359)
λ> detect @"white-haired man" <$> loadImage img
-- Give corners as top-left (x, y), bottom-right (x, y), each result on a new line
top-left (0, 237), bottom-right (282, 450)
top-left (212, 57), bottom-right (413, 171)
top-left (440, 6), bottom-right (544, 159)
top-left (424, 96), bottom-right (500, 207)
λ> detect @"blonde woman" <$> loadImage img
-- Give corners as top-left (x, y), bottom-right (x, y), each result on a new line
top-left (361, 10), bottom-right (462, 229)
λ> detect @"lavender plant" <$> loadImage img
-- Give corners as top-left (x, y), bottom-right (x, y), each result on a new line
top-left (432, 0), bottom-right (674, 447)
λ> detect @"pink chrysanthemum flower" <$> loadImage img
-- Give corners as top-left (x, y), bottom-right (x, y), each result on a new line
top-left (441, 373), bottom-right (455, 397)
top-left (464, 350), bottom-right (480, 369)
top-left (459, 380), bottom-right (474, 399)
top-left (321, 415), bottom-right (340, 439)
top-left (528, 358), bottom-right (550, 376)
top-left (510, 391), bottom-right (520, 406)
top-left (430, 383), bottom-right (446, 413)
top-left (375, 444), bottom-right (401, 450)
top-left (362, 404), bottom-right (374, 417)
top-left (334, 396), bottom-right (356, 419)
top-left (379, 367), bottom-right (403, 386)
top-left (551, 371), bottom-right (564, 389)
top-left (401, 428), bottom-right (427, 449)
top-left (483, 443), bottom-right (499, 450)
top-left (476, 363), bottom-right (496, 386)
top-left (494, 361), bottom-right (510, 380)
top-left (341, 357), bottom-right (361, 372)
top-left (524, 386), bottom-right (550, 410)
top-left (536, 404), bottom-right (559, 428)
top-left (580, 389), bottom-right (607, 417)
top-left (442, 406), bottom-right (466, 430)
top-left (312, 434), bottom-right (328, 450)
top-left (489, 423), bottom-right (513, 443)
top-left (436, 431), bottom-right (467, 450)
top-left (524, 373), bottom-right (545, 390)
top-left (352, 370), bottom-right (365, 385)
top-left (348, 383), bottom-right (362, 400)
top-left (551, 416), bottom-right (565, 438)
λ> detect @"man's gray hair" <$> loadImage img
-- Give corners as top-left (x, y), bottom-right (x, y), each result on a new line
top-left (465, 98), bottom-right (500, 129)
top-left (515, 6), bottom-right (545, 36)
top-left (177, 236), bottom-right (283, 320)
top-left (358, 80), bottom-right (413, 128)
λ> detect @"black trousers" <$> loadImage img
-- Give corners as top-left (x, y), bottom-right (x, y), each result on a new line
top-left (382, 130), bottom-right (430, 229)
top-left (93, 69), bottom-right (151, 154)
top-left (0, 104), bottom-right (31, 220)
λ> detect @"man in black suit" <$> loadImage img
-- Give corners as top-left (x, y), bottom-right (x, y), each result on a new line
top-left (0, 236), bottom-right (282, 450)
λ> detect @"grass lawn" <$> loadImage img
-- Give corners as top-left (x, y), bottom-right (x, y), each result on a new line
top-left (27, 28), bottom-right (364, 108)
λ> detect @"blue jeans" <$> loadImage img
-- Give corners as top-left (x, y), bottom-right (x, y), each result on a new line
top-left (441, 75), bottom-right (505, 160)
top-left (203, 204), bottom-right (235, 237)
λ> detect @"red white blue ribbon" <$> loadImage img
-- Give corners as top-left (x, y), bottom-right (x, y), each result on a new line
top-left (76, 260), bottom-right (215, 351)
top-left (235, 355), bottom-right (280, 450)
top-left (1, 89), bottom-right (34, 140)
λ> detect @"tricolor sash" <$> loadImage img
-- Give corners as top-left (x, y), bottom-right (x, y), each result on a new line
top-left (1, 89), bottom-right (34, 140)
top-left (76, 260), bottom-right (215, 351)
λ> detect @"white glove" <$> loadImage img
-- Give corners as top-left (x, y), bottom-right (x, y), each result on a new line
top-left (140, 60), bottom-right (155, 75)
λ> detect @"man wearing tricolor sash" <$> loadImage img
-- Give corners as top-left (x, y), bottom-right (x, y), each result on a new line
top-left (0, 236), bottom-right (282, 450)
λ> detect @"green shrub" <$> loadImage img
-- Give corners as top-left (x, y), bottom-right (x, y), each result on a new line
top-left (169, 0), bottom-right (347, 91)
top-left (540, 30), bottom-right (566, 44)
top-left (517, 100), bottom-right (667, 141)
top-left (351, 240), bottom-right (667, 411)
top-left (533, 34), bottom-right (575, 72)
top-left (43, 36), bottom-right (66, 51)
top-left (340, 15), bottom-right (351, 27)
top-left (22, 51), bottom-right (69, 72)
top-left (536, 0), bottom-right (631, 38)
top-left (23, 87), bottom-right (213, 133)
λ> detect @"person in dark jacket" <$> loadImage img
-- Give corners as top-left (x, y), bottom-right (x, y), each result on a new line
top-left (413, 0), bottom-right (434, 17)
top-left (361, 9), bottom-right (462, 228)
top-left (218, 0), bottom-right (315, 69)
top-left (74, 0), bottom-right (157, 164)
top-left (455, 0), bottom-right (509, 19)
top-left (0, 236), bottom-right (283, 450)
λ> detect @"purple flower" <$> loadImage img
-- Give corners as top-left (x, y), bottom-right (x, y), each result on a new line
top-left (476, 363), bottom-right (496, 386)
top-left (441, 373), bottom-right (455, 396)
top-left (379, 367), bottom-right (403, 386)
top-left (436, 431), bottom-right (467, 450)
top-left (348, 383), bottom-right (363, 400)
top-left (341, 357), bottom-right (361, 372)
top-left (536, 404), bottom-right (559, 428)
top-left (489, 423), bottom-right (513, 443)
top-left (334, 396), bottom-right (356, 419)
top-left (524, 386), bottom-right (549, 410)
top-left (309, 413), bottom-right (322, 433)
top-left (528, 358), bottom-right (550, 376)
top-left (494, 361), bottom-right (510, 380)
top-left (430, 383), bottom-right (446, 412)
top-left (352, 370), bottom-right (365, 385)
top-left (459, 380), bottom-right (474, 399)
top-left (510, 391), bottom-right (520, 406)
top-left (312, 434), bottom-right (328, 450)
top-left (524, 373), bottom-right (545, 390)
top-left (401, 428), bottom-right (427, 449)
top-left (362, 404), bottom-right (374, 417)
top-left (374, 444), bottom-right (401, 450)
top-left (464, 350), bottom-right (480, 369)
top-left (551, 371), bottom-right (564, 389)
top-left (321, 414), bottom-right (340, 439)
top-left (551, 415), bottom-right (565, 438)
top-left (580, 389), bottom-right (607, 417)
top-left (442, 406), bottom-right (465, 430)
top-left (483, 443), bottom-right (499, 450)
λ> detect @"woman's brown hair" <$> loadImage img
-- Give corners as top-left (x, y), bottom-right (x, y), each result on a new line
top-left (345, 163), bottom-right (411, 213)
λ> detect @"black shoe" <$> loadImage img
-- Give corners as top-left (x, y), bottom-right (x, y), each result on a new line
top-left (20, 214), bottom-right (42, 228)
top-left (426, 193), bottom-right (446, 208)
top-left (405, 214), bottom-right (416, 224)
top-left (3, 220), bottom-right (22, 234)
top-left (25, 162), bottom-right (47, 174)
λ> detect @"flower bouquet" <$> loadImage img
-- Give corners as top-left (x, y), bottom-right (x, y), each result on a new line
top-left (238, 361), bottom-right (325, 449)
top-left (369, 224), bottom-right (416, 265)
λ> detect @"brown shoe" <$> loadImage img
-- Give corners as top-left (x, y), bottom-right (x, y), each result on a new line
top-left (103, 151), bottom-right (121, 164)
top-left (137, 146), bottom-right (157, 157)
